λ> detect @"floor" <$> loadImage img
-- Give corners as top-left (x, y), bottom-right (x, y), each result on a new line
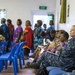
top-left (0, 59), bottom-right (35, 75)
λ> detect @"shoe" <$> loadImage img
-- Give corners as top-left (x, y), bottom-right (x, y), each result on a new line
top-left (25, 62), bottom-right (39, 69)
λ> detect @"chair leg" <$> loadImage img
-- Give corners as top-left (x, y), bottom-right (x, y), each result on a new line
top-left (21, 52), bottom-right (25, 65)
top-left (13, 57), bottom-right (17, 75)
top-left (9, 60), bottom-right (12, 65)
top-left (15, 58), bottom-right (19, 73)
top-left (19, 58), bottom-right (22, 69)
top-left (15, 56), bottom-right (19, 73)
top-left (0, 61), bottom-right (4, 72)
top-left (22, 52), bottom-right (25, 65)
top-left (5, 60), bottom-right (8, 69)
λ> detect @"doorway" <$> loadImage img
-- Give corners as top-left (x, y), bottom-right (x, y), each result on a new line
top-left (32, 13), bottom-right (54, 30)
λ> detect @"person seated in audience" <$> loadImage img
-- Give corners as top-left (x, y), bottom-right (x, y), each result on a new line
top-left (30, 30), bottom-right (65, 58)
top-left (33, 31), bottom-right (45, 50)
top-left (28, 31), bottom-right (69, 62)
top-left (42, 30), bottom-right (65, 51)
top-left (25, 25), bottom-right (75, 72)
top-left (46, 20), bottom-right (55, 39)
top-left (46, 30), bottom-right (56, 43)
top-left (30, 31), bottom-right (46, 62)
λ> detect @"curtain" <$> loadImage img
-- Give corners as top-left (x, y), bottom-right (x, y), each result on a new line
top-left (60, 0), bottom-right (66, 23)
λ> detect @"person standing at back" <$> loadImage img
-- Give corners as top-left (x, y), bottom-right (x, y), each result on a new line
top-left (7, 19), bottom-right (14, 50)
top-left (46, 20), bottom-right (55, 38)
top-left (23, 20), bottom-right (33, 57)
top-left (1, 18), bottom-right (10, 52)
top-left (13, 19), bottom-right (23, 45)
top-left (43, 24), bottom-right (47, 33)
top-left (1, 18), bottom-right (10, 41)
top-left (23, 20), bottom-right (33, 49)
top-left (34, 20), bottom-right (43, 49)
top-left (7, 19), bottom-right (14, 42)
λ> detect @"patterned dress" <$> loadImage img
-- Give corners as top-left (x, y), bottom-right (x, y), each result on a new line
top-left (36, 37), bottom-right (75, 71)
top-left (34, 27), bottom-right (43, 49)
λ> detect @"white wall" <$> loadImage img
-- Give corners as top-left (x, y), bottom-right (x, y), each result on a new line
top-left (0, 0), bottom-right (56, 29)
top-left (55, 0), bottom-right (60, 30)
top-left (56, 0), bottom-right (75, 34)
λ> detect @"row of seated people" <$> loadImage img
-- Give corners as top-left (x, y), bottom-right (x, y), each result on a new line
top-left (24, 25), bottom-right (75, 75)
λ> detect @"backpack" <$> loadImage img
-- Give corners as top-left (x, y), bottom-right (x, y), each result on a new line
top-left (35, 68), bottom-right (48, 75)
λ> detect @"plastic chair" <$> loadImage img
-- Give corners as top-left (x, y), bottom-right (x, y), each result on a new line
top-left (49, 68), bottom-right (70, 75)
top-left (9, 42), bottom-right (26, 71)
top-left (0, 43), bottom-right (19, 75)
top-left (46, 66), bottom-right (71, 75)
top-left (19, 48), bottom-right (25, 65)
top-left (15, 42), bottom-right (26, 69)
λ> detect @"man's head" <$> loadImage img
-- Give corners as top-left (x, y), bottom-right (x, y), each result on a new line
top-left (43, 24), bottom-right (46, 29)
top-left (49, 20), bottom-right (54, 26)
top-left (7, 19), bottom-right (12, 25)
top-left (1, 18), bottom-right (6, 24)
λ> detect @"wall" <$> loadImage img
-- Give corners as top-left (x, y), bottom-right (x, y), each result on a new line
top-left (55, 0), bottom-right (60, 30)
top-left (0, 0), bottom-right (56, 29)
top-left (56, 0), bottom-right (75, 34)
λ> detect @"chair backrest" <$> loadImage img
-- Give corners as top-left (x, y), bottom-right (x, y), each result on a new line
top-left (15, 42), bottom-right (25, 55)
top-left (9, 43), bottom-right (19, 58)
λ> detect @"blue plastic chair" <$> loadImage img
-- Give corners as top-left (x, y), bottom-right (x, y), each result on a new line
top-left (19, 48), bottom-right (25, 65)
top-left (46, 66), bottom-right (70, 75)
top-left (8, 42), bottom-right (26, 71)
top-left (15, 42), bottom-right (26, 69)
top-left (0, 43), bottom-right (19, 75)
top-left (49, 68), bottom-right (70, 75)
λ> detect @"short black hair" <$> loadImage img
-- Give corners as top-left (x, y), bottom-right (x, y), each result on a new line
top-left (37, 20), bottom-right (42, 26)
top-left (50, 30), bottom-right (56, 34)
top-left (7, 19), bottom-right (12, 24)
top-left (17, 19), bottom-right (22, 25)
top-left (40, 31), bottom-right (46, 37)
top-left (1, 18), bottom-right (6, 23)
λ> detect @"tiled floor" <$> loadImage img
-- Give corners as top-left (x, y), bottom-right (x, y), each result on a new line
top-left (0, 59), bottom-right (35, 75)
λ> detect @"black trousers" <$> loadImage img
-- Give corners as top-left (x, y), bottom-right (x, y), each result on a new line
top-left (23, 48), bottom-right (30, 56)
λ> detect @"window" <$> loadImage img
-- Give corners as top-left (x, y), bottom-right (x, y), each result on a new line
top-left (0, 9), bottom-right (6, 25)
top-left (32, 14), bottom-right (54, 29)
